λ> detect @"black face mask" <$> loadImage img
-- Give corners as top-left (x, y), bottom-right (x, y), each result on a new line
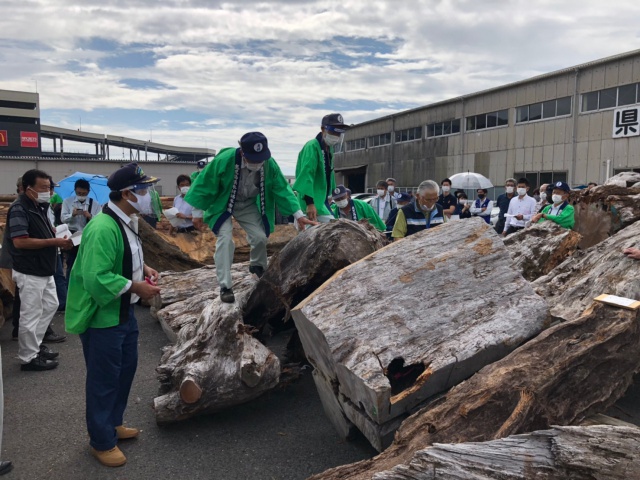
top-left (478, 195), bottom-right (485, 199)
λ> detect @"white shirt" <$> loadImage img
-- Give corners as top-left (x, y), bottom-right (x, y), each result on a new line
top-left (377, 195), bottom-right (387, 219)
top-left (61, 195), bottom-right (102, 233)
top-left (173, 195), bottom-right (194, 229)
top-left (549, 203), bottom-right (563, 216)
top-left (108, 201), bottom-right (144, 304)
top-left (469, 197), bottom-right (494, 217)
top-left (504, 195), bottom-right (537, 231)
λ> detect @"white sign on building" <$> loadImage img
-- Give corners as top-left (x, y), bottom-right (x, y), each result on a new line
top-left (613, 106), bottom-right (640, 138)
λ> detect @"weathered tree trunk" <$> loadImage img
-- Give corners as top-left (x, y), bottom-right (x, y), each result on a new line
top-left (244, 219), bottom-right (386, 329)
top-left (503, 222), bottom-right (581, 281)
top-left (372, 425), bottom-right (640, 480)
top-left (153, 300), bottom-right (280, 424)
top-left (294, 219), bottom-right (549, 452)
top-left (533, 219), bottom-right (640, 322)
top-left (309, 303), bottom-right (640, 480)
top-left (153, 220), bottom-right (387, 423)
top-left (139, 218), bottom-right (204, 272)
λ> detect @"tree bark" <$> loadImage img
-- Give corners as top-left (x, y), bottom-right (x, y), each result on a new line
top-left (293, 219), bottom-right (549, 451)
top-left (533, 219), bottom-right (640, 322)
top-left (309, 303), bottom-right (640, 480)
top-left (503, 222), bottom-right (581, 281)
top-left (371, 425), bottom-right (640, 480)
top-left (138, 218), bottom-right (204, 272)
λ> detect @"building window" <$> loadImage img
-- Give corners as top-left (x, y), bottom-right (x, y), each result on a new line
top-left (514, 171), bottom-right (568, 188)
top-left (0, 100), bottom-right (37, 110)
top-left (395, 126), bottom-right (422, 142)
top-left (427, 120), bottom-right (460, 138)
top-left (580, 83), bottom-right (639, 113)
top-left (345, 138), bottom-right (366, 151)
top-left (465, 110), bottom-right (508, 131)
top-left (516, 96), bottom-right (572, 124)
top-left (368, 132), bottom-right (392, 148)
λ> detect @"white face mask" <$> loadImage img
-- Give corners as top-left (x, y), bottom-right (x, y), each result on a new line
top-left (377, 189), bottom-right (386, 197)
top-left (387, 186), bottom-right (395, 193)
top-left (76, 195), bottom-right (87, 202)
top-left (517, 188), bottom-right (527, 197)
top-left (180, 186), bottom-right (190, 195)
top-left (506, 186), bottom-right (514, 194)
top-left (540, 192), bottom-right (547, 201)
top-left (244, 159), bottom-right (263, 172)
top-left (552, 194), bottom-right (563, 204)
top-left (335, 199), bottom-right (349, 209)
top-left (324, 133), bottom-right (341, 146)
top-left (420, 203), bottom-right (436, 212)
top-left (442, 186), bottom-right (450, 193)
top-left (30, 187), bottom-right (50, 203)
top-left (128, 191), bottom-right (151, 213)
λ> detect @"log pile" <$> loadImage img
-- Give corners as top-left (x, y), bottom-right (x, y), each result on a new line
top-left (153, 220), bottom-right (387, 423)
top-left (503, 222), bottom-right (581, 281)
top-left (372, 425), bottom-right (640, 480)
top-left (293, 219), bottom-right (549, 451)
top-left (311, 302), bottom-right (640, 479)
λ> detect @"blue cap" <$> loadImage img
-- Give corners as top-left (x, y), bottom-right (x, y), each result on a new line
top-left (197, 160), bottom-right (206, 168)
top-left (108, 163), bottom-right (158, 191)
top-left (553, 181), bottom-right (570, 192)
top-left (398, 192), bottom-right (412, 202)
top-left (240, 132), bottom-right (271, 162)
top-left (331, 185), bottom-right (349, 199)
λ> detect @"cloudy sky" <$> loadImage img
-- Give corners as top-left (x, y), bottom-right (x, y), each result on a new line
top-left (1, 0), bottom-right (639, 174)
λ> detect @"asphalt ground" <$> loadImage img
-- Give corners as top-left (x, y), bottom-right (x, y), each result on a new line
top-left (0, 306), bottom-right (376, 480)
top-left (2, 307), bottom-right (640, 480)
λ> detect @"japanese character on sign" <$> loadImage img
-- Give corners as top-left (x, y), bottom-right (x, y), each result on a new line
top-left (613, 107), bottom-right (640, 138)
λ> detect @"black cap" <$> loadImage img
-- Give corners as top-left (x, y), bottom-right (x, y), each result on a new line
top-left (322, 113), bottom-right (349, 132)
top-left (197, 160), bottom-right (206, 168)
top-left (331, 185), bottom-right (349, 199)
top-left (240, 132), bottom-right (271, 162)
top-left (398, 192), bottom-right (412, 202)
top-left (552, 181), bottom-right (570, 193)
top-left (108, 163), bottom-right (158, 191)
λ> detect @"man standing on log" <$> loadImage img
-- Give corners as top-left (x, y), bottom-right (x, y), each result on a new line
top-left (187, 132), bottom-right (316, 303)
top-left (330, 185), bottom-right (386, 231)
top-left (531, 181), bottom-right (575, 229)
top-left (294, 113), bottom-right (349, 222)
top-left (392, 180), bottom-right (447, 239)
top-left (65, 163), bottom-right (162, 467)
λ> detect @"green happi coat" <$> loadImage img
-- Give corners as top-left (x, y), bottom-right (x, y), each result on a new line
top-left (184, 147), bottom-right (300, 235)
top-left (537, 202), bottom-right (575, 229)
top-left (330, 198), bottom-right (386, 231)
top-left (65, 212), bottom-right (132, 334)
top-left (293, 136), bottom-right (336, 217)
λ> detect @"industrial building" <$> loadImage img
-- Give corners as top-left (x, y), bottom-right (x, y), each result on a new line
top-left (334, 49), bottom-right (640, 194)
top-left (0, 89), bottom-right (216, 195)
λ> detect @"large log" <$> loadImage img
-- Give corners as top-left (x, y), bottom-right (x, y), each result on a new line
top-left (244, 219), bottom-right (386, 329)
top-left (372, 425), bottom-right (640, 480)
top-left (503, 222), bottom-right (581, 282)
top-left (153, 299), bottom-right (280, 424)
top-left (294, 219), bottom-right (549, 451)
top-left (138, 217), bottom-right (204, 272)
top-left (311, 302), bottom-right (640, 480)
top-left (533, 219), bottom-right (640, 322)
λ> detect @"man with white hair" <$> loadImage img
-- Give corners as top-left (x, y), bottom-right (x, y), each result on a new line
top-left (391, 180), bottom-right (447, 239)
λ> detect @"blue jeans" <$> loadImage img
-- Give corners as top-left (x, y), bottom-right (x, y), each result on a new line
top-left (80, 306), bottom-right (139, 451)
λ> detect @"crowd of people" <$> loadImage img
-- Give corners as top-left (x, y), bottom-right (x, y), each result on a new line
top-left (0, 112), bottom-right (589, 472)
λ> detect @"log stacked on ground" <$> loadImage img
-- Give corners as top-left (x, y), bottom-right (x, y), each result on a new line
top-left (533, 219), bottom-right (640, 322)
top-left (293, 219), bottom-right (549, 452)
top-left (503, 222), bottom-right (581, 281)
top-left (310, 302), bottom-right (640, 480)
top-left (138, 218), bottom-right (204, 272)
top-left (371, 425), bottom-right (640, 480)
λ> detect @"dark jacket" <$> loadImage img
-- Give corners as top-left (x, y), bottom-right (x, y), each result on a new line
top-left (2, 194), bottom-right (56, 276)
top-left (401, 201), bottom-right (445, 236)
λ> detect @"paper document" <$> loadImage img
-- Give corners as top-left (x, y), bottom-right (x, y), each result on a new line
top-left (55, 224), bottom-right (71, 238)
top-left (594, 294), bottom-right (640, 310)
top-left (163, 207), bottom-right (183, 227)
top-left (70, 231), bottom-right (82, 246)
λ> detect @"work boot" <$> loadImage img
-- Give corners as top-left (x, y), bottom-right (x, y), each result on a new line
top-left (39, 344), bottom-right (59, 360)
top-left (43, 327), bottom-right (67, 343)
top-left (21, 354), bottom-right (58, 371)
top-left (90, 446), bottom-right (127, 467)
top-left (249, 265), bottom-right (264, 278)
top-left (220, 287), bottom-right (235, 303)
top-left (116, 425), bottom-right (139, 440)
top-left (0, 461), bottom-right (13, 476)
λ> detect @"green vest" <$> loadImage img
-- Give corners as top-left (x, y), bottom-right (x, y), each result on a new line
top-left (330, 198), bottom-right (386, 231)
top-left (293, 137), bottom-right (336, 217)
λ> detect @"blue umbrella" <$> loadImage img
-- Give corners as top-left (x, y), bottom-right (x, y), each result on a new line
top-left (55, 172), bottom-right (110, 205)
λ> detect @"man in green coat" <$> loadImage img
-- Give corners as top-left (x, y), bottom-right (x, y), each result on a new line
top-left (65, 163), bottom-right (161, 468)
top-left (294, 113), bottom-right (349, 222)
top-left (531, 181), bottom-right (575, 229)
top-left (186, 132), bottom-right (316, 303)
top-left (330, 185), bottom-right (386, 231)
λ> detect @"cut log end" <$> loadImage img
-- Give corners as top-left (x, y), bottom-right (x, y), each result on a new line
top-left (179, 378), bottom-right (203, 404)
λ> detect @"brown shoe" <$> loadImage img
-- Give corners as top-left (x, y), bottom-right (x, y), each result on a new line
top-left (90, 446), bottom-right (127, 467)
top-left (116, 425), bottom-right (139, 440)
